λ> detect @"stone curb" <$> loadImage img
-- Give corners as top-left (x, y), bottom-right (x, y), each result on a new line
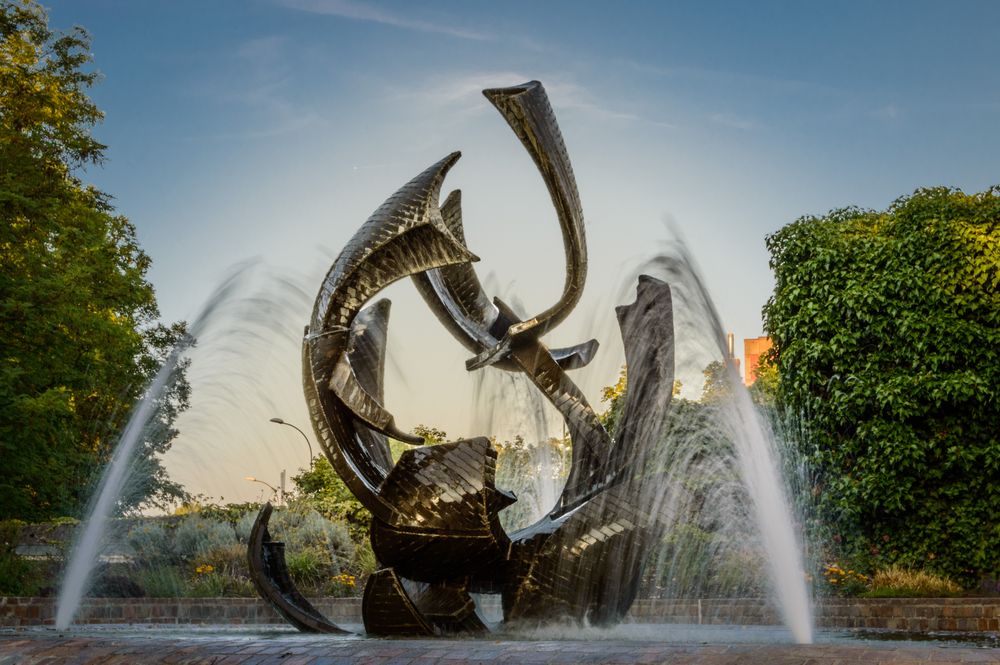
top-left (3, 597), bottom-right (1000, 633)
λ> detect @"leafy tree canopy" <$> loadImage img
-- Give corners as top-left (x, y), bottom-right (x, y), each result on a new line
top-left (763, 186), bottom-right (1000, 584)
top-left (0, 0), bottom-right (189, 519)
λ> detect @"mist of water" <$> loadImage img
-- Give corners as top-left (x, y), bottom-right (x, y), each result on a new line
top-left (55, 262), bottom-right (313, 629)
top-left (55, 237), bottom-right (813, 643)
top-left (54, 351), bottom-right (183, 629)
top-left (466, 237), bottom-right (813, 643)
top-left (631, 235), bottom-right (813, 643)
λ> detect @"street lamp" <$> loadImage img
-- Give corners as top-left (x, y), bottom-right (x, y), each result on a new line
top-left (269, 417), bottom-right (314, 460)
top-left (244, 475), bottom-right (283, 506)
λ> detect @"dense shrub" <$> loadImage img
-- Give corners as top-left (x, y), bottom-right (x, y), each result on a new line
top-left (126, 521), bottom-right (173, 566)
top-left (763, 186), bottom-right (1000, 585)
top-left (173, 516), bottom-right (236, 561)
top-left (0, 519), bottom-right (50, 595)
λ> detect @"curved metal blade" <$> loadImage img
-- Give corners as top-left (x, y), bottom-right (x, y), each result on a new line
top-left (611, 275), bottom-right (676, 474)
top-left (342, 299), bottom-right (395, 475)
top-left (305, 153), bottom-right (478, 521)
top-left (412, 189), bottom-right (598, 372)
top-left (246, 503), bottom-right (349, 634)
top-left (477, 80), bottom-right (587, 352)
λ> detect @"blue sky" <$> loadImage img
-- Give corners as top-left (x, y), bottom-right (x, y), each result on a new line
top-left (43, 0), bottom-right (1000, 502)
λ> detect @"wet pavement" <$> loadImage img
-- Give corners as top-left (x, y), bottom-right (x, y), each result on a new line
top-left (1, 626), bottom-right (998, 664)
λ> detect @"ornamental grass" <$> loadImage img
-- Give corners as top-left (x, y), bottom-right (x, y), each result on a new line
top-left (866, 565), bottom-right (962, 597)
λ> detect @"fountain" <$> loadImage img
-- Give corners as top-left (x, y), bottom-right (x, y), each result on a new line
top-left (241, 80), bottom-right (813, 642)
top-left (35, 79), bottom-right (1000, 665)
top-left (51, 79), bottom-right (813, 645)
top-left (54, 265), bottom-right (312, 630)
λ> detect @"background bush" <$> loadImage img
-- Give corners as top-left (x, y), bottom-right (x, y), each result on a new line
top-left (763, 186), bottom-right (1000, 586)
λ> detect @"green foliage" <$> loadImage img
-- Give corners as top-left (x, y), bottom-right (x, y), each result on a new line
top-left (0, 518), bottom-right (42, 595)
top-left (0, 0), bottom-right (190, 520)
top-left (172, 517), bottom-right (237, 561)
top-left (700, 360), bottom-right (733, 402)
top-left (820, 562), bottom-right (870, 597)
top-left (748, 354), bottom-right (780, 407)
top-left (125, 521), bottom-right (173, 567)
top-left (412, 424), bottom-right (447, 444)
top-left (763, 186), bottom-right (1000, 585)
top-left (234, 510), bottom-right (258, 544)
top-left (349, 538), bottom-right (377, 577)
top-left (492, 433), bottom-right (572, 531)
top-left (285, 509), bottom-right (352, 560)
top-left (174, 499), bottom-right (262, 526)
top-left (0, 518), bottom-right (45, 595)
top-left (0, 519), bottom-right (24, 551)
top-left (134, 565), bottom-right (188, 598)
top-left (126, 513), bottom-right (258, 598)
top-left (265, 503), bottom-right (356, 590)
top-left (599, 366), bottom-right (628, 433)
top-left (653, 521), bottom-right (766, 598)
top-left (0, 553), bottom-right (45, 595)
top-left (324, 572), bottom-right (359, 597)
top-left (188, 565), bottom-right (255, 598)
top-left (292, 457), bottom-right (371, 540)
top-left (284, 548), bottom-right (328, 588)
top-left (600, 365), bottom-right (682, 434)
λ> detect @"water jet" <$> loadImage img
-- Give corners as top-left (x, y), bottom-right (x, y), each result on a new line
top-left (243, 80), bottom-right (814, 642)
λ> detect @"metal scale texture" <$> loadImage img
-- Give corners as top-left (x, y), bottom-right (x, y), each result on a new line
top-left (248, 80), bottom-right (676, 636)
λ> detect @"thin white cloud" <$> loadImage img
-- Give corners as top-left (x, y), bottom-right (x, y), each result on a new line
top-left (391, 71), bottom-right (675, 128)
top-left (276, 0), bottom-right (491, 41)
top-left (710, 112), bottom-right (756, 130)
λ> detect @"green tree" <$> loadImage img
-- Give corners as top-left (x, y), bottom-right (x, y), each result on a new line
top-left (762, 186), bottom-right (1000, 584)
top-left (411, 424), bottom-right (447, 444)
top-left (292, 457), bottom-right (370, 541)
top-left (0, 0), bottom-right (189, 519)
top-left (700, 360), bottom-right (733, 402)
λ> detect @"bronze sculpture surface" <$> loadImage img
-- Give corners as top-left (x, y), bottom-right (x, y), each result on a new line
top-left (248, 80), bottom-right (676, 635)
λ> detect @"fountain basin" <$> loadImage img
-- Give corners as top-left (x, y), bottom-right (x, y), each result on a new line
top-left (6, 596), bottom-right (1000, 634)
top-left (1, 623), bottom-right (997, 665)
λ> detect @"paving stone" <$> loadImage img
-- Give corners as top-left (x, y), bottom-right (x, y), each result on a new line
top-left (1, 632), bottom-right (999, 664)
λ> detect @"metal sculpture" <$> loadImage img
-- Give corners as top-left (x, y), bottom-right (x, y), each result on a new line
top-left (249, 80), bottom-right (676, 635)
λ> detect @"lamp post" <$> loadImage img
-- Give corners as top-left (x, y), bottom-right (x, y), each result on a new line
top-left (245, 475), bottom-right (282, 506)
top-left (269, 417), bottom-right (314, 460)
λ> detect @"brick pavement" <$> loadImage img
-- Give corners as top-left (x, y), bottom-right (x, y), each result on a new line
top-left (1, 630), bottom-right (998, 664)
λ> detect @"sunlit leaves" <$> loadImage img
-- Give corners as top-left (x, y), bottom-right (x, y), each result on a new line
top-left (763, 186), bottom-right (1000, 584)
top-left (1, 1), bottom-right (188, 520)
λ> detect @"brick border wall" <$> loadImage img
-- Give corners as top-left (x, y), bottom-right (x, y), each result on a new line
top-left (628, 598), bottom-right (1000, 632)
top-left (817, 597), bottom-right (1000, 632)
top-left (0, 597), bottom-right (361, 628)
top-left (2, 597), bottom-right (998, 633)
